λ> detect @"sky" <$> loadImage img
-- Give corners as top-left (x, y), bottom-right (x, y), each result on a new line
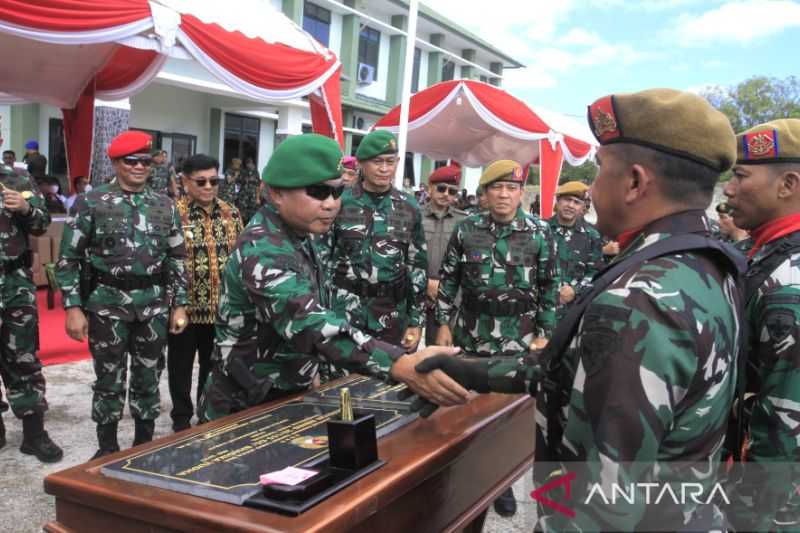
top-left (425, 0), bottom-right (800, 120)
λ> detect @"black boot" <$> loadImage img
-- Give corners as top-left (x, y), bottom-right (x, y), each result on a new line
top-left (0, 413), bottom-right (5, 450)
top-left (133, 418), bottom-right (155, 446)
top-left (493, 486), bottom-right (517, 517)
top-left (91, 422), bottom-right (120, 460)
top-left (20, 413), bottom-right (63, 463)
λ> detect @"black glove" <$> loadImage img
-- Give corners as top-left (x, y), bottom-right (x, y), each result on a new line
top-left (414, 355), bottom-right (490, 393)
top-left (228, 358), bottom-right (273, 405)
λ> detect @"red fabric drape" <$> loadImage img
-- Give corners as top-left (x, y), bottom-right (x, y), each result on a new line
top-left (180, 14), bottom-right (337, 90)
top-left (309, 66), bottom-right (344, 147)
top-left (96, 47), bottom-right (159, 91)
top-left (375, 80), bottom-right (461, 128)
top-left (468, 81), bottom-right (550, 134)
top-left (61, 81), bottom-right (95, 192)
top-left (0, 0), bottom-right (150, 32)
top-left (539, 139), bottom-right (564, 219)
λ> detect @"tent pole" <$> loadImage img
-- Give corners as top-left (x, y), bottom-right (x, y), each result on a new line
top-left (395, 0), bottom-right (419, 190)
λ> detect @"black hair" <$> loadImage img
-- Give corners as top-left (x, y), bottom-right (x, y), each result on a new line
top-left (3, 150), bottom-right (15, 158)
top-left (618, 144), bottom-right (719, 207)
top-left (181, 154), bottom-right (219, 177)
top-left (72, 174), bottom-right (87, 189)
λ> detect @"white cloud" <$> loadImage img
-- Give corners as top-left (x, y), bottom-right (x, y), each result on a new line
top-left (671, 0), bottom-right (800, 45)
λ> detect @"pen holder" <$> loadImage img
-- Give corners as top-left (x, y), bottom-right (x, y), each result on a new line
top-left (326, 412), bottom-right (378, 470)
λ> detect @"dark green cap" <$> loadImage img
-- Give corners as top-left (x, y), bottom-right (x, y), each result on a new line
top-left (262, 134), bottom-right (343, 187)
top-left (356, 130), bottom-right (398, 161)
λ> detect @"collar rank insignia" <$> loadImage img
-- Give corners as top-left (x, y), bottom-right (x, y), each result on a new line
top-left (589, 96), bottom-right (620, 141)
top-left (744, 129), bottom-right (778, 159)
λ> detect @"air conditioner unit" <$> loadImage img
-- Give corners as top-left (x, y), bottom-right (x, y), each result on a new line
top-left (357, 63), bottom-right (375, 85)
top-left (355, 117), bottom-right (365, 130)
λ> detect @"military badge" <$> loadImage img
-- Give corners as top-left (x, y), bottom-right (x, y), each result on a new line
top-left (512, 165), bottom-right (524, 181)
top-left (589, 96), bottom-right (620, 142)
top-left (388, 139), bottom-right (397, 151)
top-left (744, 129), bottom-right (778, 160)
top-left (291, 435), bottom-right (329, 449)
top-left (764, 308), bottom-right (795, 345)
top-left (580, 325), bottom-right (619, 376)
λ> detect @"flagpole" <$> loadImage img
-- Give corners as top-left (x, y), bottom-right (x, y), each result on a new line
top-left (395, 0), bottom-right (419, 189)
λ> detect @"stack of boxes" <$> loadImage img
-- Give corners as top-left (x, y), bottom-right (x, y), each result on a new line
top-left (30, 217), bottom-right (65, 287)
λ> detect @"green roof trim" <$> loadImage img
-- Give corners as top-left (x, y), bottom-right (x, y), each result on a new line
top-left (388, 0), bottom-right (525, 69)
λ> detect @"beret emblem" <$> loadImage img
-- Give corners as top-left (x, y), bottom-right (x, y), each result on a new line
top-left (747, 131), bottom-right (776, 158)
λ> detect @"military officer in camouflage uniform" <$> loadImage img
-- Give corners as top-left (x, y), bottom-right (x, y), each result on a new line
top-left (236, 157), bottom-right (261, 224)
top-left (148, 149), bottom-right (177, 197)
top-left (200, 134), bottom-right (468, 421)
top-left (723, 118), bottom-right (800, 531)
top-left (549, 180), bottom-right (604, 320)
top-left (219, 157), bottom-right (242, 207)
top-left (422, 165), bottom-right (465, 346)
top-left (0, 165), bottom-right (63, 462)
top-left (57, 131), bottom-right (188, 459)
top-left (418, 89), bottom-right (745, 531)
top-left (434, 159), bottom-right (556, 517)
top-left (322, 130), bottom-right (427, 350)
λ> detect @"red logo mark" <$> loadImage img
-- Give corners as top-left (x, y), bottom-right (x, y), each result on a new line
top-left (530, 471), bottom-right (577, 518)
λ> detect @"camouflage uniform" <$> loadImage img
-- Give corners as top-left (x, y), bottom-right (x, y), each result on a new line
top-left (471, 211), bottom-right (742, 531)
top-left (0, 172), bottom-right (50, 418)
top-left (548, 215), bottom-right (604, 319)
top-left (436, 209), bottom-right (556, 356)
top-left (56, 180), bottom-right (187, 424)
top-left (236, 167), bottom-right (261, 224)
top-left (726, 231), bottom-right (800, 531)
top-left (148, 162), bottom-right (176, 196)
top-left (201, 203), bottom-right (406, 420)
top-left (219, 168), bottom-right (241, 207)
top-left (322, 182), bottom-right (428, 344)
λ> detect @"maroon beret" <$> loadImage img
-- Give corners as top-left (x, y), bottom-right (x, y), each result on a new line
top-left (429, 165), bottom-right (461, 185)
top-left (107, 131), bottom-right (153, 159)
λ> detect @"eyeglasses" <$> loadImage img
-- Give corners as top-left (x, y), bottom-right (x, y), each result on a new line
top-left (188, 177), bottom-right (220, 187)
top-left (435, 184), bottom-right (459, 196)
top-left (121, 156), bottom-right (153, 168)
top-left (305, 183), bottom-right (345, 201)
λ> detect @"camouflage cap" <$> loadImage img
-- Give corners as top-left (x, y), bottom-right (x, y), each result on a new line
top-left (736, 118), bottom-right (800, 165)
top-left (262, 133), bottom-right (344, 188)
top-left (479, 160), bottom-right (524, 187)
top-left (556, 180), bottom-right (589, 198)
top-left (587, 88), bottom-right (736, 172)
top-left (356, 130), bottom-right (398, 161)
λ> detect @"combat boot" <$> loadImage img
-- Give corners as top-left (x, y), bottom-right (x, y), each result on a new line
top-left (133, 418), bottom-right (155, 446)
top-left (20, 413), bottom-right (63, 463)
top-left (493, 486), bottom-right (517, 517)
top-left (0, 413), bottom-right (5, 450)
top-left (91, 422), bottom-right (120, 460)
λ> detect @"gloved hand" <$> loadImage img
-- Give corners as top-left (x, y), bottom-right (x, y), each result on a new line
top-left (228, 358), bottom-right (273, 406)
top-left (415, 355), bottom-right (490, 394)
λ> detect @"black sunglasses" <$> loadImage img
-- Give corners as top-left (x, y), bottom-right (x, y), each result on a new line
top-left (305, 183), bottom-right (345, 201)
top-left (121, 156), bottom-right (153, 167)
top-left (189, 177), bottom-right (220, 187)
top-left (435, 184), bottom-right (459, 195)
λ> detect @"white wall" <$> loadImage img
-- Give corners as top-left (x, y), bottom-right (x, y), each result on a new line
top-left (129, 84), bottom-right (211, 153)
top-left (257, 118), bottom-right (276, 171)
top-left (329, 12), bottom-right (343, 56)
top-left (418, 49), bottom-right (429, 90)
top-left (0, 105), bottom-right (11, 153)
top-left (270, 0), bottom-right (282, 11)
top-left (356, 26), bottom-right (391, 101)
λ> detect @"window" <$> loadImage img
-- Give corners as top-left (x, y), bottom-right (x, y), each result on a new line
top-left (480, 75), bottom-right (488, 83)
top-left (47, 118), bottom-right (67, 178)
top-left (161, 133), bottom-right (196, 170)
top-left (303, 2), bottom-right (331, 46)
top-left (358, 26), bottom-right (381, 79)
top-left (441, 60), bottom-right (455, 81)
top-left (223, 113), bottom-right (260, 172)
top-left (411, 47), bottom-right (422, 92)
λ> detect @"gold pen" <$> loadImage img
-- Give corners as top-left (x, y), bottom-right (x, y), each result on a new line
top-left (340, 387), bottom-right (353, 422)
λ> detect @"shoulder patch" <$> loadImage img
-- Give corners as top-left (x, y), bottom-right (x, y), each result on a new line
top-left (579, 325), bottom-right (619, 376)
top-left (764, 308), bottom-right (795, 344)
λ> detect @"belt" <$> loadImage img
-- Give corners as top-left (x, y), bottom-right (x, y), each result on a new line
top-left (94, 269), bottom-right (165, 291)
top-left (462, 292), bottom-right (535, 316)
top-left (334, 274), bottom-right (408, 301)
top-left (1, 250), bottom-right (32, 272)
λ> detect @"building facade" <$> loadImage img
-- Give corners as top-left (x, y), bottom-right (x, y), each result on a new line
top-left (0, 0), bottom-right (521, 188)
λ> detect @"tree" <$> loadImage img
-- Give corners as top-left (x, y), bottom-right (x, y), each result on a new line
top-left (701, 75), bottom-right (800, 132)
top-left (527, 160), bottom-right (597, 186)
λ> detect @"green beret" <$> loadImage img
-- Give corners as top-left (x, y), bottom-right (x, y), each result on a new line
top-left (356, 130), bottom-right (398, 161)
top-left (587, 88), bottom-right (736, 172)
top-left (262, 134), bottom-right (343, 188)
top-left (736, 118), bottom-right (800, 165)
top-left (556, 181), bottom-right (589, 198)
top-left (479, 160), bottom-right (524, 187)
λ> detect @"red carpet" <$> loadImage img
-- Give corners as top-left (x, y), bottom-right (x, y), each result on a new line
top-left (36, 288), bottom-right (91, 366)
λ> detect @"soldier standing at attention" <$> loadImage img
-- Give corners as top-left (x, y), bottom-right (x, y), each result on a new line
top-left (434, 159), bottom-right (556, 517)
top-left (237, 157), bottom-right (261, 225)
top-left (148, 149), bottom-right (176, 197)
top-left (220, 157), bottom-right (242, 207)
top-left (548, 181), bottom-right (604, 320)
top-left (323, 130), bottom-right (427, 351)
top-left (57, 131), bottom-right (189, 459)
top-left (723, 118), bottom-right (800, 531)
top-left (200, 134), bottom-right (468, 421)
top-left (421, 165), bottom-right (465, 347)
top-left (0, 165), bottom-right (63, 462)
top-left (418, 89), bottom-right (745, 531)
